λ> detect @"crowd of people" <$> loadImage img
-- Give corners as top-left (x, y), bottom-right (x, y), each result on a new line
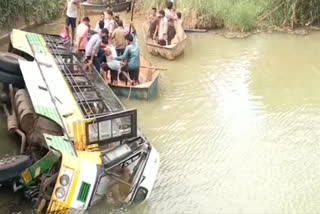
top-left (147, 1), bottom-right (185, 46)
top-left (63, 0), bottom-right (140, 86)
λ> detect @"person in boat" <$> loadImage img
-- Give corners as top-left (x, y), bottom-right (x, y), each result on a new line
top-left (105, 5), bottom-right (112, 14)
top-left (100, 47), bottom-right (121, 85)
top-left (85, 28), bottom-right (109, 72)
top-left (114, 15), bottom-right (121, 26)
top-left (147, 7), bottom-right (159, 39)
top-left (95, 20), bottom-right (105, 34)
top-left (111, 20), bottom-right (127, 56)
top-left (171, 12), bottom-right (185, 45)
top-left (149, 7), bottom-right (157, 23)
top-left (94, 12), bottom-right (105, 33)
top-left (153, 10), bottom-right (168, 46)
top-left (105, 10), bottom-right (116, 36)
top-left (164, 1), bottom-right (178, 45)
top-left (75, 16), bottom-right (90, 52)
top-left (98, 32), bottom-right (117, 65)
top-left (63, 0), bottom-right (80, 45)
top-left (115, 22), bottom-right (140, 86)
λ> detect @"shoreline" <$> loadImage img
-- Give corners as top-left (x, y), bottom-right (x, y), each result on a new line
top-left (134, 11), bottom-right (320, 40)
top-left (216, 25), bottom-right (320, 39)
top-left (0, 21), bottom-right (38, 45)
top-left (1, 13), bottom-right (320, 45)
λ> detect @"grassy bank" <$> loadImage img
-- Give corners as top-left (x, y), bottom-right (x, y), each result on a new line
top-left (0, 0), bottom-right (65, 30)
top-left (138, 0), bottom-right (320, 32)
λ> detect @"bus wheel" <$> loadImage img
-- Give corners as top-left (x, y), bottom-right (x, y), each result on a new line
top-left (0, 52), bottom-right (26, 75)
top-left (0, 155), bottom-right (32, 183)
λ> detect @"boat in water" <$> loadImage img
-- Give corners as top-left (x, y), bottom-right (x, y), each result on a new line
top-left (143, 22), bottom-right (187, 60)
top-left (81, 0), bottom-right (132, 15)
top-left (0, 29), bottom-right (160, 213)
top-left (108, 55), bottom-right (160, 100)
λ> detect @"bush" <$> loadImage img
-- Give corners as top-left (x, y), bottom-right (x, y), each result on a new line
top-left (138, 0), bottom-right (320, 31)
top-left (0, 0), bottom-right (65, 29)
top-left (225, 0), bottom-right (259, 32)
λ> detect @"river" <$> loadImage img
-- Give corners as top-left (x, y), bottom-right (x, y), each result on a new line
top-left (1, 14), bottom-right (320, 214)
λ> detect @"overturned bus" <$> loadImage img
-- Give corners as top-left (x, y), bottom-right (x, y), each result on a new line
top-left (0, 29), bottom-right (159, 213)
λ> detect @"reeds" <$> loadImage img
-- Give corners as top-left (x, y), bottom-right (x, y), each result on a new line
top-left (138, 0), bottom-right (320, 31)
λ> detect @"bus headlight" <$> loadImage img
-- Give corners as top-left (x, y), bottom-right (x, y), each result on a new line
top-left (55, 187), bottom-right (65, 199)
top-left (60, 175), bottom-right (70, 186)
top-left (133, 187), bottom-right (148, 204)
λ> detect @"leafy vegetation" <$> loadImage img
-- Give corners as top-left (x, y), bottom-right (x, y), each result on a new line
top-left (138, 0), bottom-right (320, 31)
top-left (0, 0), bottom-right (65, 29)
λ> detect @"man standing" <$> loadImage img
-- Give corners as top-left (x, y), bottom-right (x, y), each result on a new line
top-left (64, 0), bottom-right (79, 45)
top-left (148, 7), bottom-right (160, 39)
top-left (165, 1), bottom-right (177, 45)
top-left (75, 17), bottom-right (90, 52)
top-left (149, 7), bottom-right (157, 23)
top-left (154, 10), bottom-right (168, 46)
top-left (94, 12), bottom-right (105, 33)
top-left (105, 5), bottom-right (112, 14)
top-left (85, 28), bottom-right (109, 72)
top-left (104, 11), bottom-right (116, 36)
top-left (115, 23), bottom-right (140, 85)
top-left (111, 20), bottom-right (127, 56)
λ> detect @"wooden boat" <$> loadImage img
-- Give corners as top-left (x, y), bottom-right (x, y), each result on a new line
top-left (81, 0), bottom-right (132, 15)
top-left (184, 29), bottom-right (208, 33)
top-left (143, 22), bottom-right (187, 60)
top-left (108, 56), bottom-right (160, 100)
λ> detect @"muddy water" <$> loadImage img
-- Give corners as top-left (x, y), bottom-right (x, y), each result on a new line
top-left (1, 14), bottom-right (320, 214)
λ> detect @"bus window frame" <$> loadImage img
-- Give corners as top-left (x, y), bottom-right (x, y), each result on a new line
top-left (85, 109), bottom-right (137, 145)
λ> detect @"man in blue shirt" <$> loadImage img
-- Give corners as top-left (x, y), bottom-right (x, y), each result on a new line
top-left (115, 22), bottom-right (140, 85)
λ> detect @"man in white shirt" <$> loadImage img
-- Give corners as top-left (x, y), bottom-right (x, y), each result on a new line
top-left (104, 11), bottom-right (116, 36)
top-left (85, 28), bottom-right (109, 72)
top-left (154, 10), bottom-right (168, 46)
top-left (100, 47), bottom-right (121, 85)
top-left (75, 17), bottom-right (90, 52)
top-left (64, 0), bottom-right (79, 45)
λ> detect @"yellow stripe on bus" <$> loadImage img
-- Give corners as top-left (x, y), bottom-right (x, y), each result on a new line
top-left (77, 151), bottom-right (102, 165)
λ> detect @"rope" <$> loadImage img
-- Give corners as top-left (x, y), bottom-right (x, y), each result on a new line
top-left (127, 86), bottom-right (132, 100)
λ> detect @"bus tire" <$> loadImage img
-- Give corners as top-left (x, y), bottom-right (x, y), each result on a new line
top-left (0, 155), bottom-right (32, 183)
top-left (0, 69), bottom-right (25, 88)
top-left (0, 52), bottom-right (26, 75)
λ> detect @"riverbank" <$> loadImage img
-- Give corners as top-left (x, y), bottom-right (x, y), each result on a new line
top-left (0, 0), bottom-right (64, 42)
top-left (218, 25), bottom-right (320, 39)
top-left (137, 0), bottom-right (320, 37)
